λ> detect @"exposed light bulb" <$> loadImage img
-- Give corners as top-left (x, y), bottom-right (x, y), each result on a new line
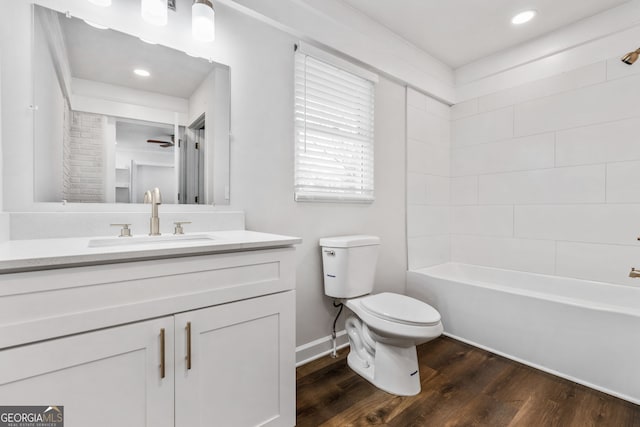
top-left (88, 0), bottom-right (112, 6)
top-left (192, 0), bottom-right (215, 42)
top-left (141, 0), bottom-right (168, 26)
top-left (511, 10), bottom-right (537, 25)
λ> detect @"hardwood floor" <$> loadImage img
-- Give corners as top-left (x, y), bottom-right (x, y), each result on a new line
top-left (296, 336), bottom-right (640, 427)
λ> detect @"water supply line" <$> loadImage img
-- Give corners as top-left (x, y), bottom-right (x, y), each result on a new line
top-left (330, 300), bottom-right (343, 358)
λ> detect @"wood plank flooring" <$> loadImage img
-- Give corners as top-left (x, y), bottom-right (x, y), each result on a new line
top-left (296, 336), bottom-right (640, 427)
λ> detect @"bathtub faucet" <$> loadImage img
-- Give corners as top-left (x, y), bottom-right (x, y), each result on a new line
top-left (629, 267), bottom-right (640, 278)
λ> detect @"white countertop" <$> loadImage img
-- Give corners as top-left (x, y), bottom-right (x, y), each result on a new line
top-left (0, 230), bottom-right (301, 273)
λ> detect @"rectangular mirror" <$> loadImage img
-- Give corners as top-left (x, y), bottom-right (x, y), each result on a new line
top-left (33, 5), bottom-right (230, 205)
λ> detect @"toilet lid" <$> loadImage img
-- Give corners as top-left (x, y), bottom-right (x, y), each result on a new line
top-left (360, 292), bottom-right (441, 326)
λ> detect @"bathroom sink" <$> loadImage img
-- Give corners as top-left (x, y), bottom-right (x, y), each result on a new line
top-left (88, 234), bottom-right (215, 248)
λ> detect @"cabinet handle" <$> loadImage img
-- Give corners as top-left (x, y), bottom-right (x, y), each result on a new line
top-left (186, 322), bottom-right (192, 370)
top-left (160, 328), bottom-right (166, 379)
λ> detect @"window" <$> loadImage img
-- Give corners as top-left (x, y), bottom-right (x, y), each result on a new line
top-left (294, 44), bottom-right (377, 202)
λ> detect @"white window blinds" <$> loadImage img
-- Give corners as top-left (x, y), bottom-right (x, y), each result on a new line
top-left (294, 47), bottom-right (376, 202)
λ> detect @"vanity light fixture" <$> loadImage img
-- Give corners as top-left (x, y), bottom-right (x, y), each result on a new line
top-left (88, 0), bottom-right (112, 7)
top-left (622, 48), bottom-right (640, 65)
top-left (511, 10), bottom-right (537, 25)
top-left (83, 19), bottom-right (109, 30)
top-left (192, 0), bottom-right (215, 42)
top-left (134, 68), bottom-right (151, 77)
top-left (141, 0), bottom-right (168, 26)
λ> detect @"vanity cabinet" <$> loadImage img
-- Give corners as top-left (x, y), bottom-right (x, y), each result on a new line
top-left (0, 316), bottom-right (176, 427)
top-left (175, 291), bottom-right (295, 426)
top-left (0, 246), bottom-right (297, 427)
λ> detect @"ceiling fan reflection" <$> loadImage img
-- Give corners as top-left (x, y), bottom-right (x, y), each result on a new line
top-left (147, 134), bottom-right (175, 148)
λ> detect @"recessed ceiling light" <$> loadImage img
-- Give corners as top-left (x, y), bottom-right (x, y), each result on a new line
top-left (511, 10), bottom-right (537, 25)
top-left (83, 19), bottom-right (109, 30)
top-left (134, 69), bottom-right (151, 77)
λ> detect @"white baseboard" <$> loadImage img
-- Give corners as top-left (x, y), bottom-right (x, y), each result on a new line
top-left (296, 330), bottom-right (349, 367)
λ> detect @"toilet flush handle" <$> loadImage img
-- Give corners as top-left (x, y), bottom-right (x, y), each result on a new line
top-left (324, 249), bottom-right (335, 256)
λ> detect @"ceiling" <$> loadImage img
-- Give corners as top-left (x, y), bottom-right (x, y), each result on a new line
top-left (338, 0), bottom-right (632, 68)
top-left (116, 120), bottom-right (175, 151)
top-left (58, 13), bottom-right (217, 99)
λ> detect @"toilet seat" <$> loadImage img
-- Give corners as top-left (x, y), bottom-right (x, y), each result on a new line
top-left (360, 292), bottom-right (441, 326)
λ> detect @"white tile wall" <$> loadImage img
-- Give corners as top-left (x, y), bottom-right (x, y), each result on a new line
top-left (514, 74), bottom-right (640, 137)
top-left (450, 98), bottom-right (478, 120)
top-left (407, 140), bottom-right (450, 177)
top-left (515, 204), bottom-right (640, 245)
top-left (452, 106), bottom-right (514, 148)
top-left (408, 235), bottom-right (450, 271)
top-left (450, 176), bottom-right (478, 205)
top-left (556, 117), bottom-right (640, 167)
top-left (451, 206), bottom-right (513, 237)
top-left (407, 172), bottom-right (451, 207)
top-left (406, 88), bottom-right (451, 269)
top-left (424, 174), bottom-right (450, 205)
top-left (477, 62), bottom-right (606, 113)
top-left (479, 165), bottom-right (605, 205)
top-left (556, 241), bottom-right (640, 286)
top-left (451, 133), bottom-right (555, 176)
top-left (407, 205), bottom-right (450, 237)
top-left (606, 161), bottom-right (640, 203)
top-left (449, 60), bottom-right (640, 288)
top-left (451, 235), bottom-right (556, 275)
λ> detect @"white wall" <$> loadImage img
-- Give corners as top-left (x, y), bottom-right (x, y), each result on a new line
top-left (221, 7), bottom-right (408, 354)
top-left (115, 148), bottom-right (175, 169)
top-left (72, 78), bottom-right (189, 126)
top-left (406, 89), bottom-right (451, 269)
top-left (219, 0), bottom-right (454, 103)
top-left (450, 56), bottom-right (640, 287)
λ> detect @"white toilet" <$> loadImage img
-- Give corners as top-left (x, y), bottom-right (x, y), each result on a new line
top-left (319, 235), bottom-right (443, 396)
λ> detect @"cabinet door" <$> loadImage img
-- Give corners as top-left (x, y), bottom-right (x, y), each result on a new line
top-left (0, 317), bottom-right (174, 427)
top-left (175, 291), bottom-right (295, 427)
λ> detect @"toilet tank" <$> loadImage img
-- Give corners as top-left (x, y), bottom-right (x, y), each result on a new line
top-left (319, 235), bottom-right (380, 298)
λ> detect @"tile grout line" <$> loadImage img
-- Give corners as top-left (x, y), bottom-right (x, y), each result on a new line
top-left (453, 112), bottom-right (640, 149)
top-left (554, 240), bottom-right (558, 275)
top-left (604, 162), bottom-right (608, 204)
top-left (553, 132), bottom-right (557, 167)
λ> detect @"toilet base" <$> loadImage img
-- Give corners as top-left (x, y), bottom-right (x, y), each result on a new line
top-left (346, 329), bottom-right (421, 396)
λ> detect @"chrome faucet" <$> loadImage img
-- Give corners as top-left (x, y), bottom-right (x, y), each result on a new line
top-left (143, 187), bottom-right (162, 236)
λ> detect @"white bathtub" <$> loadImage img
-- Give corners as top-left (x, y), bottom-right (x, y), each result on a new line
top-left (406, 262), bottom-right (640, 404)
